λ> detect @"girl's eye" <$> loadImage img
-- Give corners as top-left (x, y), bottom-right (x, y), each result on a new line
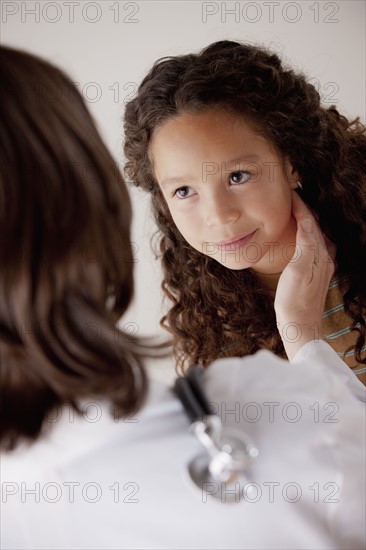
top-left (229, 171), bottom-right (251, 185)
top-left (174, 186), bottom-right (193, 199)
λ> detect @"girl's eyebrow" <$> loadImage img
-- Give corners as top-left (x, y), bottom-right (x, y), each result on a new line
top-left (225, 154), bottom-right (261, 166)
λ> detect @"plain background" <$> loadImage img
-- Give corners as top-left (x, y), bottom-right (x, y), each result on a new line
top-left (2, 0), bottom-right (365, 382)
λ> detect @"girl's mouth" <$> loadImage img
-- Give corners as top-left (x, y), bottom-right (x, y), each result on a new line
top-left (217, 230), bottom-right (257, 251)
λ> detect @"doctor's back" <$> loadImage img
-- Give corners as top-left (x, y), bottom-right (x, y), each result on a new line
top-left (2, 353), bottom-right (365, 549)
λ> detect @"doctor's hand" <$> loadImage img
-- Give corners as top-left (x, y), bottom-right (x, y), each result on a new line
top-left (274, 190), bottom-right (336, 361)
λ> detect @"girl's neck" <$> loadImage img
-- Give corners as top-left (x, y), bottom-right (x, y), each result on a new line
top-left (254, 271), bottom-right (282, 291)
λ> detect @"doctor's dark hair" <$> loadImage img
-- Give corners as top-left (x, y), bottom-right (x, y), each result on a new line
top-left (0, 46), bottom-right (155, 451)
top-left (124, 40), bottom-right (366, 371)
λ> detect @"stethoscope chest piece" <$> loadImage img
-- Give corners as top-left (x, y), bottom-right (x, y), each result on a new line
top-left (174, 365), bottom-right (259, 502)
top-left (188, 417), bottom-right (258, 501)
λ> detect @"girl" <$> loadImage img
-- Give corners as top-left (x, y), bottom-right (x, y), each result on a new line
top-left (123, 40), bottom-right (366, 383)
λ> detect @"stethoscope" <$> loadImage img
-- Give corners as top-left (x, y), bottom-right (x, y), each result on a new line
top-left (173, 365), bottom-right (259, 501)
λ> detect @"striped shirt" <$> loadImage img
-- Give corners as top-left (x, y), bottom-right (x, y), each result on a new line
top-left (219, 275), bottom-right (366, 385)
top-left (322, 276), bottom-right (366, 384)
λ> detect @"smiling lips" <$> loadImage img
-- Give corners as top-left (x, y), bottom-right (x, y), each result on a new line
top-left (216, 230), bottom-right (257, 250)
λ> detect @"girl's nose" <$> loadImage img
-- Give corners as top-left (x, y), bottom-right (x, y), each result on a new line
top-left (204, 193), bottom-right (241, 227)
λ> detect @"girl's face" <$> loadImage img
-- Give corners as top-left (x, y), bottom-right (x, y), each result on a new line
top-left (150, 109), bottom-right (300, 275)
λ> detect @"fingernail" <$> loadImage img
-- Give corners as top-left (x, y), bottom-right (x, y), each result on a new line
top-left (301, 218), bottom-right (313, 233)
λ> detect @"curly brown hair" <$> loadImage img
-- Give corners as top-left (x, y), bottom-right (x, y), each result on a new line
top-left (123, 40), bottom-right (366, 372)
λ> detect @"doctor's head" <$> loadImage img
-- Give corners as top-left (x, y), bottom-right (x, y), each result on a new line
top-left (0, 46), bottom-right (149, 450)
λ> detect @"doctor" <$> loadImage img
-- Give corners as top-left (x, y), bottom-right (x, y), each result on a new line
top-left (0, 45), bottom-right (365, 550)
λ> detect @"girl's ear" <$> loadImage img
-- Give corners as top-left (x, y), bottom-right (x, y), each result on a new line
top-left (284, 159), bottom-right (301, 189)
top-left (289, 174), bottom-right (301, 190)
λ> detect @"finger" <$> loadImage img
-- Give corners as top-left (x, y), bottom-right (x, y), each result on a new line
top-left (297, 217), bottom-right (335, 276)
top-left (290, 192), bottom-right (334, 272)
top-left (285, 216), bottom-right (335, 285)
top-left (291, 190), bottom-right (327, 247)
top-left (290, 189), bottom-right (312, 221)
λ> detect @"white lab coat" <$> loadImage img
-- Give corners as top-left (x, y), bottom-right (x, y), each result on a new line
top-left (1, 341), bottom-right (365, 549)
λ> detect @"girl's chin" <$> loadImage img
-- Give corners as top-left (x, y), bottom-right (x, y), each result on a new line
top-left (214, 259), bottom-right (254, 271)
